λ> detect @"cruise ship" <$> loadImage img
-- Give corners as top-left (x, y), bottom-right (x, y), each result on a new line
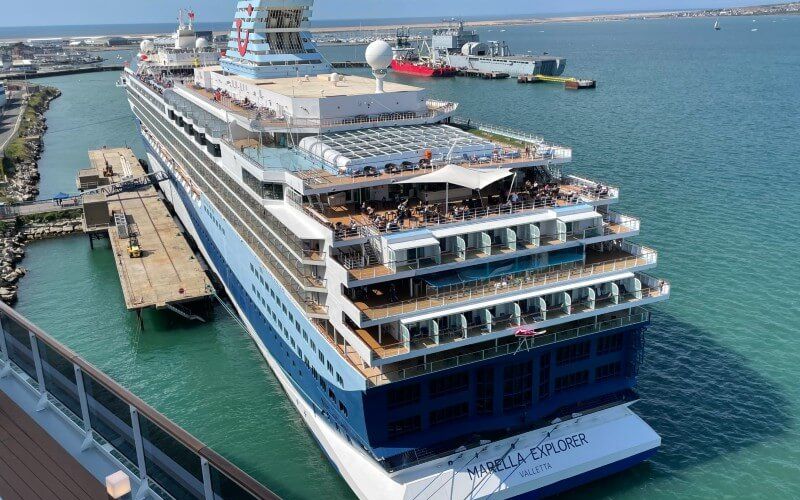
top-left (119, 1), bottom-right (669, 498)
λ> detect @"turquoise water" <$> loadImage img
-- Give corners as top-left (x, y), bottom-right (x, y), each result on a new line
top-left (14, 15), bottom-right (800, 498)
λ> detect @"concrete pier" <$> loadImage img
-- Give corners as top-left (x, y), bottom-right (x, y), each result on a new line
top-left (80, 148), bottom-right (212, 313)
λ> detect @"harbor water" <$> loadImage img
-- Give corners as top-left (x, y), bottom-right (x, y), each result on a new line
top-left (15, 16), bottom-right (800, 498)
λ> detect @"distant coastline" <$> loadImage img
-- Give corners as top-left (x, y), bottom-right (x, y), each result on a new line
top-left (309, 2), bottom-right (798, 33)
top-left (0, 2), bottom-right (797, 42)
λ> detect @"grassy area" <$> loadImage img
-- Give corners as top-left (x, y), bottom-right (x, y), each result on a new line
top-left (21, 209), bottom-right (83, 225)
top-left (461, 127), bottom-right (531, 149)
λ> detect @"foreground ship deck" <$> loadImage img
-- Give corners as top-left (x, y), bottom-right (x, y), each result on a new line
top-left (0, 302), bottom-right (277, 500)
top-left (120, 1), bottom-right (669, 497)
top-left (0, 391), bottom-right (106, 499)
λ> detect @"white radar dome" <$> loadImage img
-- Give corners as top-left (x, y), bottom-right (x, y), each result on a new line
top-left (140, 39), bottom-right (155, 53)
top-left (195, 37), bottom-right (209, 49)
top-left (365, 40), bottom-right (393, 70)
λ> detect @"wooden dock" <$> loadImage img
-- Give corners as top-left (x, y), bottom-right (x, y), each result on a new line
top-left (83, 148), bottom-right (212, 313)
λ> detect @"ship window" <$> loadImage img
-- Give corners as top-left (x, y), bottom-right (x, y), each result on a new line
top-left (595, 362), bottom-right (622, 382)
top-left (539, 352), bottom-right (550, 401)
top-left (387, 415), bottom-right (421, 439)
top-left (502, 361), bottom-right (533, 412)
top-left (597, 333), bottom-right (624, 355)
top-left (327, 361), bottom-right (333, 374)
top-left (328, 388), bottom-right (336, 401)
top-left (554, 370), bottom-right (589, 394)
top-left (339, 402), bottom-right (348, 417)
top-left (387, 384), bottom-right (420, 410)
top-left (429, 402), bottom-right (469, 427)
top-left (556, 340), bottom-right (591, 366)
top-left (336, 373), bottom-right (344, 386)
top-left (429, 372), bottom-right (469, 399)
top-left (476, 367), bottom-right (494, 416)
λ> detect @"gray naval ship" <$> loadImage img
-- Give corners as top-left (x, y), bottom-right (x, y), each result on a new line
top-left (431, 20), bottom-right (566, 77)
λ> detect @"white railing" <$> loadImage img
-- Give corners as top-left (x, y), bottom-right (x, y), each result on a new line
top-left (366, 310), bottom-right (652, 385)
top-left (356, 252), bottom-right (659, 321)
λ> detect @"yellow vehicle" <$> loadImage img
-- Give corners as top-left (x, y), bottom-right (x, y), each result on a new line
top-left (127, 236), bottom-right (142, 258)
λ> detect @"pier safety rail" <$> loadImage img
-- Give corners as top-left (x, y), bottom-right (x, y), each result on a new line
top-left (0, 301), bottom-right (279, 500)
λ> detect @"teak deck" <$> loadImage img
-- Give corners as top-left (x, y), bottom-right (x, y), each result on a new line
top-left (0, 391), bottom-right (106, 500)
top-left (88, 148), bottom-right (212, 310)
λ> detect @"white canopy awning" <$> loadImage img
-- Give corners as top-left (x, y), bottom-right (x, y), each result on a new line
top-left (387, 236), bottom-right (441, 251)
top-left (558, 210), bottom-right (602, 224)
top-left (398, 164), bottom-right (513, 190)
top-left (431, 210), bottom-right (556, 238)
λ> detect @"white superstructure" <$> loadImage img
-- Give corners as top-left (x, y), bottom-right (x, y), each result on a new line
top-left (119, 2), bottom-right (669, 499)
top-left (137, 10), bottom-right (219, 76)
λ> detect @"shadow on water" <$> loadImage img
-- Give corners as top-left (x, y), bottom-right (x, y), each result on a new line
top-left (561, 311), bottom-right (794, 498)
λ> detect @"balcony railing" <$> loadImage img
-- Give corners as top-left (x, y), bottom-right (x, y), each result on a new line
top-left (135, 94), bottom-right (327, 285)
top-left (134, 104), bottom-right (326, 315)
top-left (353, 245), bottom-right (655, 322)
top-left (368, 278), bottom-right (666, 358)
top-left (366, 310), bottom-right (652, 386)
top-left (182, 83), bottom-right (457, 132)
top-left (0, 303), bottom-right (278, 499)
top-left (296, 143), bottom-right (570, 190)
top-left (338, 223), bottom-right (643, 280)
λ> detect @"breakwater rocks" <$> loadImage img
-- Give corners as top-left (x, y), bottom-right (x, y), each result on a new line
top-left (21, 217), bottom-right (83, 240)
top-left (0, 216), bottom-right (84, 304)
top-left (2, 86), bottom-right (62, 202)
top-left (0, 231), bottom-right (27, 304)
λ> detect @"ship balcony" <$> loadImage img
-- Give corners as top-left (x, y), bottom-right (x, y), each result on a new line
top-left (344, 243), bottom-right (658, 327)
top-left (309, 183), bottom-right (620, 244)
top-left (140, 124), bottom-right (329, 316)
top-left (365, 308), bottom-right (654, 386)
top-left (336, 213), bottom-right (641, 284)
top-left (357, 272), bottom-right (668, 363)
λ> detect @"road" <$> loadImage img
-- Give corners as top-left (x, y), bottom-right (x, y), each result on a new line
top-left (0, 95), bottom-right (27, 157)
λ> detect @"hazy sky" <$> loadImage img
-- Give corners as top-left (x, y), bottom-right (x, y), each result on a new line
top-left (0, 0), bottom-right (779, 26)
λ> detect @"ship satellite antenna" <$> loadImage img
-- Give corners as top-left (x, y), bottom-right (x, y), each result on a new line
top-left (365, 40), bottom-right (393, 94)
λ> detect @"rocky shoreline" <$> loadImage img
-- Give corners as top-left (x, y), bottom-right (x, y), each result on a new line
top-left (0, 85), bottom-right (73, 304)
top-left (3, 86), bottom-right (61, 202)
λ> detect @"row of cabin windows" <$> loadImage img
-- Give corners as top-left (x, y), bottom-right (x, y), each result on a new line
top-left (202, 204), bottom-right (226, 235)
top-left (386, 361), bottom-right (627, 436)
top-left (556, 333), bottom-right (624, 366)
top-left (387, 402), bottom-right (470, 438)
top-left (386, 332), bottom-right (626, 411)
top-left (248, 262), bottom-right (345, 389)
